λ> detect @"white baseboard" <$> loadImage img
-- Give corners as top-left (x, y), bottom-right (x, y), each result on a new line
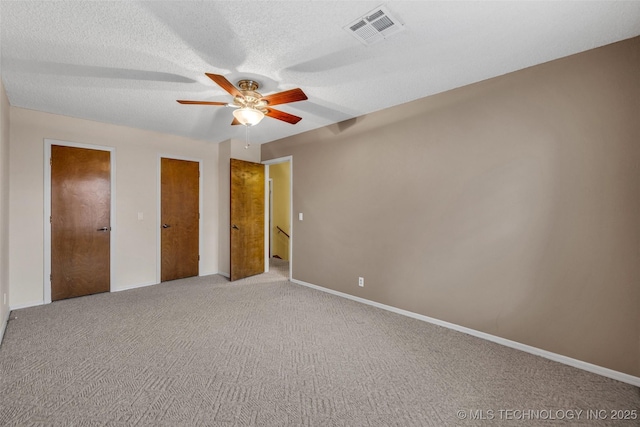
top-left (0, 308), bottom-right (9, 344)
top-left (112, 281), bottom-right (158, 292)
top-left (218, 272), bottom-right (230, 279)
top-left (10, 300), bottom-right (44, 311)
top-left (291, 278), bottom-right (640, 388)
top-left (199, 270), bottom-right (218, 277)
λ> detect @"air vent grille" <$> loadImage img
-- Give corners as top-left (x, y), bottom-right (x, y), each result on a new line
top-left (367, 10), bottom-right (385, 21)
top-left (344, 5), bottom-right (405, 45)
top-left (350, 20), bottom-right (367, 31)
top-left (371, 16), bottom-right (394, 32)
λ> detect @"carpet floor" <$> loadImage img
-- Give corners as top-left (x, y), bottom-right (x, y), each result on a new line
top-left (0, 259), bottom-right (638, 426)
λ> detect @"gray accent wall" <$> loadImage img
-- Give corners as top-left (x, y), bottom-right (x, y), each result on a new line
top-left (262, 37), bottom-right (640, 377)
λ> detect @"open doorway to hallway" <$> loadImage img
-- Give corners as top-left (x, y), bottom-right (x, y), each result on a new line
top-left (265, 157), bottom-right (292, 280)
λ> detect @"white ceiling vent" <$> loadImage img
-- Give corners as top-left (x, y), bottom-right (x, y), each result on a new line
top-left (344, 5), bottom-right (405, 45)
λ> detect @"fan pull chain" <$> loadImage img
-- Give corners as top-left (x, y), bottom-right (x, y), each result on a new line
top-left (244, 124), bottom-right (250, 149)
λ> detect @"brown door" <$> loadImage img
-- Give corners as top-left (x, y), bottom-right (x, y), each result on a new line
top-left (230, 158), bottom-right (265, 281)
top-left (51, 145), bottom-right (111, 301)
top-left (161, 158), bottom-right (199, 282)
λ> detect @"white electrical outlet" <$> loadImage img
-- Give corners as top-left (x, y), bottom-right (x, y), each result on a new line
top-left (358, 277), bottom-right (364, 287)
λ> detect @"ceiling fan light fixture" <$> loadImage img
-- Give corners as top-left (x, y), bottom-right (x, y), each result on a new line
top-left (177, 73), bottom-right (306, 125)
top-left (233, 107), bottom-right (265, 126)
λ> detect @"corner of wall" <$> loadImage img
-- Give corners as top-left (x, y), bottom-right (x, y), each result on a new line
top-left (229, 138), bottom-right (260, 163)
top-left (218, 140), bottom-right (231, 275)
top-left (0, 77), bottom-right (11, 344)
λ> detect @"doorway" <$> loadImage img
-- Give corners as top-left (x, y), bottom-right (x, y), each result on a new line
top-left (264, 157), bottom-right (293, 280)
top-left (44, 139), bottom-right (116, 304)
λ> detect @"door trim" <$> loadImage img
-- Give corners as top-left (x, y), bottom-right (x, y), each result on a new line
top-left (156, 154), bottom-right (203, 284)
top-left (263, 156), bottom-right (293, 280)
top-left (268, 178), bottom-right (273, 259)
top-left (44, 139), bottom-right (116, 304)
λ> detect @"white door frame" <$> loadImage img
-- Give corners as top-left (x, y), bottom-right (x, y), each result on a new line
top-left (156, 155), bottom-right (203, 284)
top-left (268, 178), bottom-right (274, 259)
top-left (43, 139), bottom-right (117, 304)
top-left (262, 156), bottom-right (293, 279)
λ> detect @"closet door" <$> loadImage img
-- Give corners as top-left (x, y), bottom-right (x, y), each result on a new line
top-left (51, 145), bottom-right (110, 300)
top-left (161, 157), bottom-right (199, 282)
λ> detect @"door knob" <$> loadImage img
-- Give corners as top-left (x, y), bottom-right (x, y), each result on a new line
top-left (162, 224), bottom-right (171, 229)
top-left (232, 224), bottom-right (239, 230)
top-left (97, 227), bottom-right (110, 232)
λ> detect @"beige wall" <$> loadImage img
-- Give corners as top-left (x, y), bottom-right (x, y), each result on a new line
top-left (263, 37), bottom-right (640, 376)
top-left (0, 78), bottom-right (10, 331)
top-left (269, 162), bottom-right (290, 260)
top-left (9, 107), bottom-right (219, 307)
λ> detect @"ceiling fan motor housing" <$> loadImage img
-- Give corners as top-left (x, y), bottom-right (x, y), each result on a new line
top-left (235, 80), bottom-right (267, 111)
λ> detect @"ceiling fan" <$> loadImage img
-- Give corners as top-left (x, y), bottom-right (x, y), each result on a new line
top-left (177, 73), bottom-right (308, 126)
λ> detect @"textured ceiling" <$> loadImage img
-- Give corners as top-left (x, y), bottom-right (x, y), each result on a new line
top-left (1, 1), bottom-right (639, 145)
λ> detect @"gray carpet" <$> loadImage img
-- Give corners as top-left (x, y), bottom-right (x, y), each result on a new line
top-left (1, 259), bottom-right (638, 426)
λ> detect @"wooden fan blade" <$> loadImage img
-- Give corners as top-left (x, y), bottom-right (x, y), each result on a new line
top-left (205, 73), bottom-right (242, 98)
top-left (177, 100), bottom-right (228, 105)
top-left (262, 88), bottom-right (308, 106)
top-left (231, 117), bottom-right (241, 126)
top-left (265, 108), bottom-right (302, 124)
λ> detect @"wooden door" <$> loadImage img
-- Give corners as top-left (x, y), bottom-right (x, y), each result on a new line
top-left (230, 159), bottom-right (265, 281)
top-left (161, 158), bottom-right (199, 282)
top-left (51, 145), bottom-right (111, 301)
